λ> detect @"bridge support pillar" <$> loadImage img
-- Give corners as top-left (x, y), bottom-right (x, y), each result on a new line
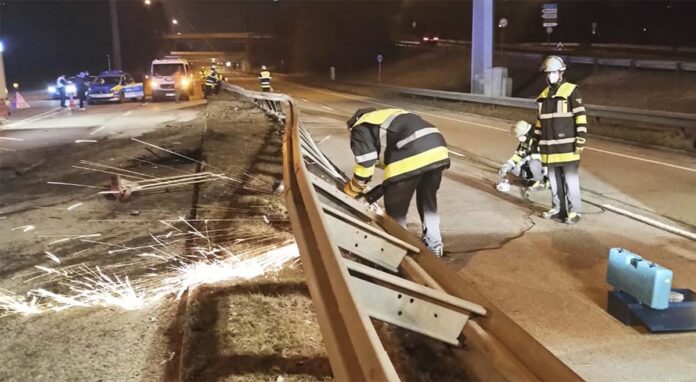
top-left (471, 0), bottom-right (493, 94)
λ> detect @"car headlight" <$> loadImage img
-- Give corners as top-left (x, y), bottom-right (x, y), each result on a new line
top-left (150, 80), bottom-right (159, 89)
top-left (66, 84), bottom-right (77, 93)
top-left (181, 78), bottom-right (190, 88)
top-left (47, 86), bottom-right (56, 93)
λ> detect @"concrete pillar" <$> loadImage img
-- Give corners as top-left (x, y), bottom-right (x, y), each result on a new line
top-left (471, 0), bottom-right (493, 94)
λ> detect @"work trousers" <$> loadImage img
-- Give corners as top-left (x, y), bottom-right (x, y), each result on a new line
top-left (511, 159), bottom-right (544, 182)
top-left (383, 167), bottom-right (444, 251)
top-left (59, 88), bottom-right (66, 107)
top-left (548, 162), bottom-right (582, 217)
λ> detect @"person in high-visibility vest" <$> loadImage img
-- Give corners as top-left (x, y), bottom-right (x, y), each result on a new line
top-left (258, 65), bottom-right (271, 92)
top-left (532, 56), bottom-right (588, 225)
top-left (344, 108), bottom-right (450, 257)
top-left (498, 120), bottom-right (546, 190)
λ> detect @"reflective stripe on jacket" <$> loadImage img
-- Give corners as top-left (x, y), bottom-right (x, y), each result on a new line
top-left (259, 70), bottom-right (271, 89)
top-left (533, 82), bottom-right (587, 166)
top-left (349, 109), bottom-right (450, 185)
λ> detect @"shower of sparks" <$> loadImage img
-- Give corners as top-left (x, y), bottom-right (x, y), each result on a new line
top-left (45, 252), bottom-right (61, 264)
top-left (11, 225), bottom-right (35, 233)
top-left (0, 289), bottom-right (40, 317)
top-left (0, 228), bottom-right (299, 316)
top-left (67, 203), bottom-right (83, 211)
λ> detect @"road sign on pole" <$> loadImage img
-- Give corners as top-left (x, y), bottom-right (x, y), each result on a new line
top-left (542, 3), bottom-right (558, 28)
top-left (377, 54), bottom-right (383, 84)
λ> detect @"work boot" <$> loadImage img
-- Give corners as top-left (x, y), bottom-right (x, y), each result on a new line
top-left (542, 208), bottom-right (562, 220)
top-left (527, 180), bottom-right (546, 191)
top-left (430, 246), bottom-right (444, 258)
top-left (565, 212), bottom-right (581, 225)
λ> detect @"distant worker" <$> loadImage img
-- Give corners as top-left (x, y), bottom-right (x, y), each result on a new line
top-left (56, 74), bottom-right (67, 108)
top-left (73, 72), bottom-right (88, 110)
top-left (258, 65), bottom-right (272, 92)
top-left (343, 108), bottom-right (450, 257)
top-left (533, 56), bottom-right (588, 224)
top-left (497, 120), bottom-right (547, 192)
top-left (204, 67), bottom-right (221, 96)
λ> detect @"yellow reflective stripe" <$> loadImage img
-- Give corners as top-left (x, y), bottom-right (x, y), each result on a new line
top-left (511, 154), bottom-right (522, 163)
top-left (535, 119), bottom-right (541, 128)
top-left (576, 137), bottom-right (586, 144)
top-left (575, 115), bottom-right (587, 125)
top-left (537, 83), bottom-right (577, 100)
top-left (541, 152), bottom-right (580, 163)
top-left (556, 83), bottom-right (577, 99)
top-left (354, 164), bottom-right (375, 178)
top-left (384, 146), bottom-right (449, 180)
top-left (353, 108), bottom-right (408, 128)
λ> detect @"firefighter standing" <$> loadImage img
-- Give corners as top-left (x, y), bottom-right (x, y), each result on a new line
top-left (343, 108), bottom-right (450, 256)
top-left (56, 74), bottom-right (67, 108)
top-left (258, 65), bottom-right (271, 92)
top-left (532, 56), bottom-right (587, 224)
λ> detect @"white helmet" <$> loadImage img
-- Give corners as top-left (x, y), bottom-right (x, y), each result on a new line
top-left (540, 55), bottom-right (566, 72)
top-left (512, 120), bottom-right (532, 137)
top-left (261, 65), bottom-right (267, 70)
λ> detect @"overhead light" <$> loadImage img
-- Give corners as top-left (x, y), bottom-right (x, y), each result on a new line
top-left (144, 0), bottom-right (151, 5)
top-left (225, 61), bottom-right (232, 67)
top-left (172, 19), bottom-right (178, 25)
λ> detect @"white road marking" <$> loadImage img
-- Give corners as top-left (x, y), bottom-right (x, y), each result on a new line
top-left (302, 98), bottom-right (310, 102)
top-left (4, 107), bottom-right (65, 127)
top-left (0, 137), bottom-right (24, 141)
top-left (322, 105), bottom-right (335, 111)
top-left (298, 84), bottom-right (695, 174)
top-left (603, 204), bottom-right (696, 241)
top-left (586, 147), bottom-right (696, 174)
top-left (142, 102), bottom-right (149, 106)
top-left (89, 126), bottom-right (107, 136)
top-left (123, 110), bottom-right (133, 116)
top-left (75, 140), bottom-right (97, 143)
top-left (0, 147), bottom-right (16, 152)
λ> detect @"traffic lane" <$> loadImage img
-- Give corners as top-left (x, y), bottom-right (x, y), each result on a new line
top-left (297, 106), bottom-right (696, 381)
top-left (273, 80), bottom-right (696, 227)
top-left (0, 99), bottom-right (203, 154)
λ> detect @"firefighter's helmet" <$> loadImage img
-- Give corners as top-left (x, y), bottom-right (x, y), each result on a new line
top-left (540, 55), bottom-right (566, 72)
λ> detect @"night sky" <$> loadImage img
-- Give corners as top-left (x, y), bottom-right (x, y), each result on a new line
top-left (2, 0), bottom-right (695, 88)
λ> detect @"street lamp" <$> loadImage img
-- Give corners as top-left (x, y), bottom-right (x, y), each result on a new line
top-left (498, 18), bottom-right (508, 67)
top-left (144, 0), bottom-right (151, 5)
top-left (172, 18), bottom-right (178, 25)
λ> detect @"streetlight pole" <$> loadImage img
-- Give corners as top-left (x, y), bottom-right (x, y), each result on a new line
top-left (109, 0), bottom-right (122, 70)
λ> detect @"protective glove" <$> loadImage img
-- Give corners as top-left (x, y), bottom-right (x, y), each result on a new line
top-left (343, 178), bottom-right (366, 199)
top-left (498, 164), bottom-right (510, 177)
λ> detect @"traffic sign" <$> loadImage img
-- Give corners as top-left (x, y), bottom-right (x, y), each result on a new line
top-left (376, 54), bottom-right (383, 63)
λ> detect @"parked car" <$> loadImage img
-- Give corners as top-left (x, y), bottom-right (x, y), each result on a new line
top-left (87, 70), bottom-right (144, 104)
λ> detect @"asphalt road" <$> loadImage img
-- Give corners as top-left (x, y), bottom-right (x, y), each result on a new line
top-left (235, 76), bottom-right (696, 381)
top-left (0, 96), bottom-right (204, 165)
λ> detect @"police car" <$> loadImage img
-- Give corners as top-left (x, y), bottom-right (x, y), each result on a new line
top-left (87, 71), bottom-right (144, 103)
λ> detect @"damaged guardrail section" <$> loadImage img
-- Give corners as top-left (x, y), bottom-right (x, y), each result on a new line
top-left (224, 82), bottom-right (582, 381)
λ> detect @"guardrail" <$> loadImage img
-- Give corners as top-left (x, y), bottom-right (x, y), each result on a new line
top-left (340, 81), bottom-right (696, 130)
top-left (223, 82), bottom-right (582, 381)
top-left (395, 40), bottom-right (696, 72)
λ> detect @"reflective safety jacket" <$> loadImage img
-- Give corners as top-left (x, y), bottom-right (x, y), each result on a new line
top-left (258, 70), bottom-right (272, 90)
top-left (349, 108), bottom-right (450, 186)
top-left (205, 72), bottom-right (220, 87)
top-left (533, 81), bottom-right (587, 166)
top-left (508, 135), bottom-right (541, 167)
